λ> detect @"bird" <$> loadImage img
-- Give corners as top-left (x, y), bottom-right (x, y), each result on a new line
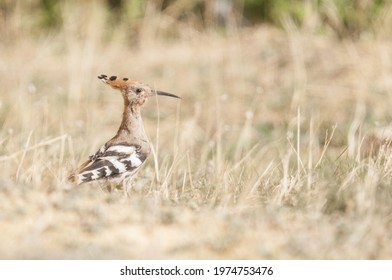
top-left (68, 74), bottom-right (180, 190)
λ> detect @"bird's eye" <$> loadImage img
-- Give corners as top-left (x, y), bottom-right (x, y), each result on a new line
top-left (136, 88), bottom-right (143, 94)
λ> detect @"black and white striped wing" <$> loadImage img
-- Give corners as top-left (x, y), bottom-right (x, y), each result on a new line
top-left (72, 144), bottom-right (147, 185)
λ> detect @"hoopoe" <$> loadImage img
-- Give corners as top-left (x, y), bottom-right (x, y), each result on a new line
top-left (68, 75), bottom-right (180, 188)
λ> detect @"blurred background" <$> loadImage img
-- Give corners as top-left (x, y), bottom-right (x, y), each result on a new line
top-left (2, 0), bottom-right (391, 37)
top-left (1, 0), bottom-right (392, 259)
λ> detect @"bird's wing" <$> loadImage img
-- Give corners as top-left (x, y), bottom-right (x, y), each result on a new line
top-left (70, 144), bottom-right (147, 185)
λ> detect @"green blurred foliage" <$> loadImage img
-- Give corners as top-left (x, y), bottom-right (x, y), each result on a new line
top-left (243, 0), bottom-right (306, 25)
top-left (0, 0), bottom-right (390, 38)
top-left (243, 0), bottom-right (389, 37)
top-left (325, 0), bottom-right (387, 37)
top-left (39, 0), bottom-right (62, 28)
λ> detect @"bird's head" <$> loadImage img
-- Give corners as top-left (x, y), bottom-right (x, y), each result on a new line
top-left (98, 75), bottom-right (180, 106)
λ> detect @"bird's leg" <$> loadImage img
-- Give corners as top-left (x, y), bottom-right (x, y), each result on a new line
top-left (123, 177), bottom-right (133, 198)
top-left (105, 180), bottom-right (119, 193)
top-left (106, 183), bottom-right (113, 192)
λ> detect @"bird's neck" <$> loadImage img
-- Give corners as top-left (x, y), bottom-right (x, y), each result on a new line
top-left (116, 103), bottom-right (148, 141)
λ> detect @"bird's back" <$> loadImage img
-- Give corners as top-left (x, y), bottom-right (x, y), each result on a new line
top-left (69, 141), bottom-right (150, 185)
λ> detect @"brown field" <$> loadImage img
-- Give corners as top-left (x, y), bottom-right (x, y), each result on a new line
top-left (1, 2), bottom-right (392, 259)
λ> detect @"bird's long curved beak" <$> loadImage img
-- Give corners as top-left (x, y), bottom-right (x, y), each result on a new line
top-left (154, 90), bottom-right (181, 99)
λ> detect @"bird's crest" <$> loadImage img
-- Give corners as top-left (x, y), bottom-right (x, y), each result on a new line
top-left (98, 74), bottom-right (138, 91)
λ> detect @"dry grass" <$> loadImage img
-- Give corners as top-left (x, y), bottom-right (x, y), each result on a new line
top-left (1, 2), bottom-right (392, 259)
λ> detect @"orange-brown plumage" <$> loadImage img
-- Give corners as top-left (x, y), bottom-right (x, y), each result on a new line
top-left (100, 75), bottom-right (134, 91)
